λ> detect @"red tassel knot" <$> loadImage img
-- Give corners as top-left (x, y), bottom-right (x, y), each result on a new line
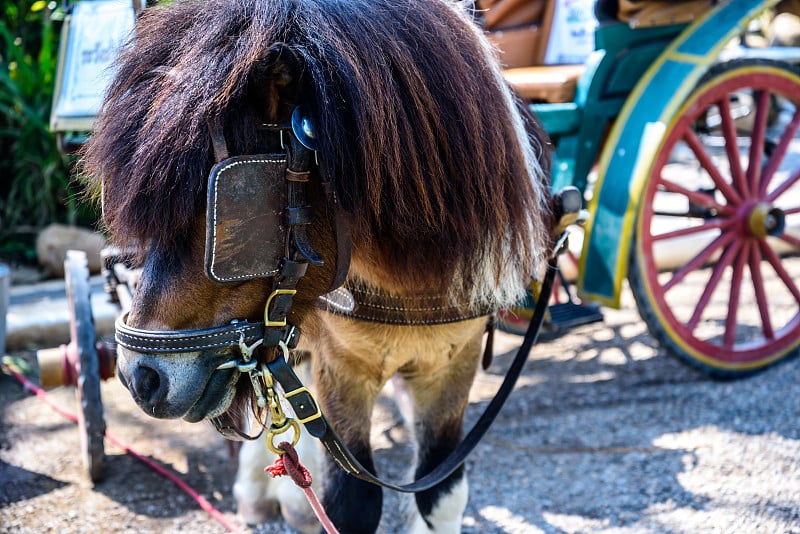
top-left (265, 455), bottom-right (286, 478)
top-left (264, 441), bottom-right (313, 488)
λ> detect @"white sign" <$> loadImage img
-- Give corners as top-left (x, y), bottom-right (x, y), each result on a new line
top-left (52, 0), bottom-right (134, 127)
top-left (544, 0), bottom-right (597, 65)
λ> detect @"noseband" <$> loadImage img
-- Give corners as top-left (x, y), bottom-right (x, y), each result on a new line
top-left (114, 315), bottom-right (300, 365)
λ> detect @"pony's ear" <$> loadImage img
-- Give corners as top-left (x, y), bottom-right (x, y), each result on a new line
top-left (247, 42), bottom-right (303, 122)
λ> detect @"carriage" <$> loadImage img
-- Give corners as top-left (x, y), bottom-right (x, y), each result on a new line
top-left (43, 0), bottom-right (800, 528)
top-left (481, 0), bottom-right (800, 377)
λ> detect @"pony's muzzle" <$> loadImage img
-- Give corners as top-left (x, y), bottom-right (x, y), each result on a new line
top-left (116, 346), bottom-right (238, 420)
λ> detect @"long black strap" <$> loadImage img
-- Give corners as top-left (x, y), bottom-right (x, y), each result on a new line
top-left (267, 257), bottom-right (558, 493)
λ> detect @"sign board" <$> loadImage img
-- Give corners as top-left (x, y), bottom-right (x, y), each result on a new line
top-left (50, 0), bottom-right (136, 132)
top-left (544, 0), bottom-right (597, 65)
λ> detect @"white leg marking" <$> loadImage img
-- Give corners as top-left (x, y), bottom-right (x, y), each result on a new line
top-left (408, 476), bottom-right (469, 534)
top-left (233, 435), bottom-right (279, 525)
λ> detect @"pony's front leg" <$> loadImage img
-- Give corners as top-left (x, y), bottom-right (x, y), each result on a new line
top-left (234, 425), bottom-right (323, 533)
top-left (234, 362), bottom-right (324, 533)
top-left (313, 354), bottom-right (383, 533)
top-left (402, 321), bottom-right (485, 533)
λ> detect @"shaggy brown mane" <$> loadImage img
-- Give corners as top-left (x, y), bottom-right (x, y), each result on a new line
top-left (83, 0), bottom-right (550, 303)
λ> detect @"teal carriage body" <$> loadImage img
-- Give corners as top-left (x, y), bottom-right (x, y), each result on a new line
top-left (576, 0), bottom-right (783, 306)
top-left (516, 0), bottom-right (800, 375)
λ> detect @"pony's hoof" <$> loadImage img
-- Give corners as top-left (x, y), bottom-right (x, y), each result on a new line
top-left (237, 497), bottom-right (280, 525)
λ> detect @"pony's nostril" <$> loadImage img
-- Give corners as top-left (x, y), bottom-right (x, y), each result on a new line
top-left (130, 364), bottom-right (164, 407)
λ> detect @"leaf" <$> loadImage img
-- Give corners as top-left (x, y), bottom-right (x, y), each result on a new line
top-left (0, 0), bottom-right (96, 256)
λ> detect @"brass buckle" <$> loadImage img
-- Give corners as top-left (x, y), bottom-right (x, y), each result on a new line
top-left (264, 288), bottom-right (297, 327)
top-left (252, 361), bottom-right (301, 456)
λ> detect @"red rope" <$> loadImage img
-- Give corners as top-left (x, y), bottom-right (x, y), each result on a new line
top-left (1, 363), bottom-right (242, 534)
top-left (266, 441), bottom-right (340, 534)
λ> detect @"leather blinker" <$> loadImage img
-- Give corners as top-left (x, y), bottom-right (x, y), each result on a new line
top-left (205, 154), bottom-right (288, 282)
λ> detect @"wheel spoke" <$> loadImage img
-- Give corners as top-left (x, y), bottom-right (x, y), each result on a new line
top-left (658, 176), bottom-right (735, 216)
top-left (760, 240), bottom-right (800, 302)
top-left (759, 108), bottom-right (800, 197)
top-left (748, 241), bottom-right (774, 340)
top-left (686, 240), bottom-right (740, 331)
top-left (778, 231), bottom-right (800, 251)
top-left (747, 89), bottom-right (771, 198)
top-left (718, 96), bottom-right (748, 196)
top-left (683, 129), bottom-right (743, 204)
top-left (766, 168), bottom-right (800, 203)
top-left (663, 230), bottom-right (737, 292)
top-left (784, 206), bottom-right (800, 215)
top-left (723, 239), bottom-right (749, 347)
top-left (652, 217), bottom-right (736, 242)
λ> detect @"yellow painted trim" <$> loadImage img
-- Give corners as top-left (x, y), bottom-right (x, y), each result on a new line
top-left (575, 290), bottom-right (619, 309)
top-left (634, 63), bottom-right (800, 372)
top-left (580, 0), bottom-right (780, 308)
top-left (665, 51), bottom-right (706, 65)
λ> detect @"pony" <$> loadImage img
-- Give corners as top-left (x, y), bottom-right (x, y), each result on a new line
top-left (82, 0), bottom-right (552, 531)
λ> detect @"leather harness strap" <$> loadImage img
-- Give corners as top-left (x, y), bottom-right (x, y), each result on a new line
top-left (266, 188), bottom-right (579, 492)
top-left (267, 256), bottom-right (559, 493)
top-left (320, 179), bottom-right (352, 293)
top-left (115, 314), bottom-right (301, 355)
top-left (317, 282), bottom-right (496, 325)
top-left (115, 253), bottom-right (559, 493)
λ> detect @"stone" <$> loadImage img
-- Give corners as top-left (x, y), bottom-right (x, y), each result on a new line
top-left (35, 224), bottom-right (106, 278)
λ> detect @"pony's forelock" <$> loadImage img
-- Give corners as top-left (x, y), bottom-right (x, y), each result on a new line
top-left (82, 0), bottom-right (551, 308)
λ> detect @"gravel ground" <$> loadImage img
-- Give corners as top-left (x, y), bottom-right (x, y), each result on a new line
top-left (2, 283), bottom-right (800, 533)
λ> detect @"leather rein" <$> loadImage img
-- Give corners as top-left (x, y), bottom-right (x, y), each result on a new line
top-left (114, 109), bottom-right (572, 493)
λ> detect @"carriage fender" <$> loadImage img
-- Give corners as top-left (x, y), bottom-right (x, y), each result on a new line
top-left (576, 0), bottom-right (782, 308)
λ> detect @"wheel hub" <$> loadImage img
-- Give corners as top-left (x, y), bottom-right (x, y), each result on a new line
top-left (746, 202), bottom-right (785, 238)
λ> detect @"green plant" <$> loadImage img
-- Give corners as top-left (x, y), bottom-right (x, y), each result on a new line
top-left (0, 0), bottom-right (93, 264)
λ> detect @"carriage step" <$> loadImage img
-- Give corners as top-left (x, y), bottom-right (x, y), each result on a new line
top-left (548, 301), bottom-right (604, 330)
top-left (496, 301), bottom-right (603, 339)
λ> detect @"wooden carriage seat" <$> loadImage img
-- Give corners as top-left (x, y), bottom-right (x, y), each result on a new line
top-left (479, 0), bottom-right (585, 103)
top-left (484, 0), bottom-right (712, 102)
top-left (503, 64), bottom-right (585, 103)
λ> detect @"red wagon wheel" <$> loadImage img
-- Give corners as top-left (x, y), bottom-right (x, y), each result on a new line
top-left (629, 59), bottom-right (800, 376)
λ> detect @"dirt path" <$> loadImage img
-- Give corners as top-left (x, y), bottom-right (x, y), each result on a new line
top-left (2, 285), bottom-right (799, 533)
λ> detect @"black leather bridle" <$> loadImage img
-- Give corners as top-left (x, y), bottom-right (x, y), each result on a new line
top-left (116, 107), bottom-right (349, 366)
